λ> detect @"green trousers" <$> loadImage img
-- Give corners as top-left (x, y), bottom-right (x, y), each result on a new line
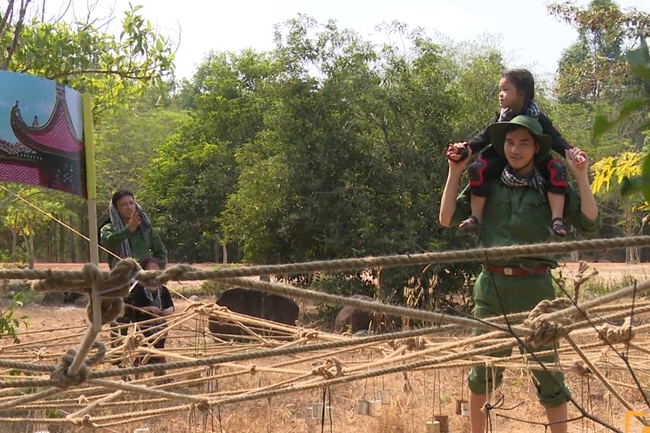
top-left (467, 271), bottom-right (570, 408)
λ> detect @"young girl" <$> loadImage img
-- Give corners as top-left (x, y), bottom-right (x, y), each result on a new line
top-left (447, 69), bottom-right (586, 238)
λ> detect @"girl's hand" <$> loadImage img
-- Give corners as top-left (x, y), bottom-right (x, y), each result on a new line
top-left (566, 148), bottom-right (588, 177)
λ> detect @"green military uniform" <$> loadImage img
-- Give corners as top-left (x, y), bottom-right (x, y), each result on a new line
top-left (100, 223), bottom-right (167, 269)
top-left (451, 177), bottom-right (601, 408)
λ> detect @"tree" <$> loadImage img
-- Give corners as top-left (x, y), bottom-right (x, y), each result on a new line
top-left (1, 186), bottom-right (70, 268)
top-left (550, 0), bottom-right (649, 103)
top-left (142, 50), bottom-right (277, 262)
top-left (591, 152), bottom-right (646, 261)
top-left (550, 0), bottom-right (649, 153)
top-left (0, 1), bottom-right (176, 269)
top-left (217, 18), bottom-right (485, 306)
top-left (94, 90), bottom-right (185, 202)
top-left (1, 1), bottom-right (175, 115)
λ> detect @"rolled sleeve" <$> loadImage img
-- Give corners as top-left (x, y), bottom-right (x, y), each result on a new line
top-left (564, 185), bottom-right (602, 237)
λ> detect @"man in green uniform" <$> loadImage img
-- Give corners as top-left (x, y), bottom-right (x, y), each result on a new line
top-left (439, 115), bottom-right (600, 433)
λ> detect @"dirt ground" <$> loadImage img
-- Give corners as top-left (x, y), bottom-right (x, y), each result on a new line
top-left (3, 261), bottom-right (650, 433)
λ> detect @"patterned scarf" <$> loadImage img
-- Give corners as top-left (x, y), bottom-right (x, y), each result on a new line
top-left (499, 101), bottom-right (540, 122)
top-left (501, 165), bottom-right (547, 202)
top-left (144, 286), bottom-right (162, 310)
top-left (108, 200), bottom-right (152, 260)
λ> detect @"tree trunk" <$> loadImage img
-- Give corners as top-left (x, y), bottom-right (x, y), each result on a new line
top-left (22, 232), bottom-right (34, 269)
top-left (624, 201), bottom-right (640, 264)
top-left (69, 214), bottom-right (76, 262)
top-left (215, 232), bottom-right (227, 264)
top-left (10, 229), bottom-right (17, 261)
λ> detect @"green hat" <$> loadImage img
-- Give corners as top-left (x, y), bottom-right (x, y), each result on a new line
top-left (488, 115), bottom-right (552, 163)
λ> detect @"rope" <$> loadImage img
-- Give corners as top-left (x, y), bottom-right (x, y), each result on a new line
top-left (49, 341), bottom-right (105, 388)
top-left (597, 317), bottom-right (635, 345)
top-left (90, 327), bottom-right (509, 379)
top-left (0, 234), bottom-right (648, 428)
top-left (523, 298), bottom-right (581, 347)
top-left (564, 336), bottom-right (644, 422)
top-left (14, 236), bottom-right (650, 291)
top-left (217, 277), bottom-right (530, 335)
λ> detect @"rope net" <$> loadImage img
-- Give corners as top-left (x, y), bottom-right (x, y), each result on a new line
top-left (0, 237), bottom-right (649, 432)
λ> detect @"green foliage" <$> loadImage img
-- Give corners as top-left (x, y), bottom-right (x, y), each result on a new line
top-left (549, 0), bottom-right (649, 103)
top-left (95, 92), bottom-right (185, 201)
top-left (591, 40), bottom-right (650, 204)
top-left (308, 271), bottom-right (377, 325)
top-left (217, 19), bottom-right (485, 265)
top-left (142, 50), bottom-right (276, 262)
top-left (0, 293), bottom-right (29, 342)
top-left (199, 280), bottom-right (231, 297)
top-left (1, 3), bottom-right (176, 115)
top-left (0, 2), bottom-right (177, 267)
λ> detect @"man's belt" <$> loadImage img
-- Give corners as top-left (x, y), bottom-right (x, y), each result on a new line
top-left (484, 264), bottom-right (551, 276)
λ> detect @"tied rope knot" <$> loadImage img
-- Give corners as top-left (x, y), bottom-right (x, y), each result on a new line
top-left (34, 348), bottom-right (47, 360)
top-left (597, 317), bottom-right (635, 345)
top-left (72, 414), bottom-right (94, 428)
top-left (50, 341), bottom-right (105, 388)
top-left (196, 401), bottom-right (210, 412)
top-left (207, 305), bottom-right (230, 323)
top-left (125, 333), bottom-right (144, 351)
top-left (400, 337), bottom-right (425, 351)
top-left (85, 259), bottom-right (143, 325)
top-left (523, 298), bottom-right (581, 347)
top-left (138, 264), bottom-right (196, 287)
top-left (186, 301), bottom-right (208, 315)
top-left (296, 328), bottom-right (319, 340)
top-left (74, 414), bottom-right (96, 429)
top-left (311, 358), bottom-right (343, 380)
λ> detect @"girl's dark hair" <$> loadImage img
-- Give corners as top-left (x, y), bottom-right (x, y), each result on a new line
top-left (140, 257), bottom-right (160, 270)
top-left (501, 69), bottom-right (535, 106)
top-left (111, 189), bottom-right (134, 208)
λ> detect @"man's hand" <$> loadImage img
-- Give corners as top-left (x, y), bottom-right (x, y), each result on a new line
top-left (446, 142), bottom-right (471, 162)
top-left (447, 143), bottom-right (471, 175)
top-left (127, 212), bottom-right (141, 232)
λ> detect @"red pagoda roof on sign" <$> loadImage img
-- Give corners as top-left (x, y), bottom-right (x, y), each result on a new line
top-left (10, 84), bottom-right (83, 159)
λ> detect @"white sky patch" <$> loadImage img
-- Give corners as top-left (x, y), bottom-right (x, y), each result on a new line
top-left (37, 0), bottom-right (648, 83)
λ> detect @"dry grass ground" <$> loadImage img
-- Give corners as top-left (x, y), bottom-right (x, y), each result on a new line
top-left (1, 261), bottom-right (650, 433)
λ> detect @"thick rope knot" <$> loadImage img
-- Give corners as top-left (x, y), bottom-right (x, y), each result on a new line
top-left (50, 341), bottom-right (105, 388)
top-left (311, 358), bottom-right (343, 379)
top-left (50, 348), bottom-right (89, 387)
top-left (523, 298), bottom-right (580, 347)
top-left (296, 328), bottom-right (319, 340)
top-left (86, 298), bottom-right (124, 325)
top-left (598, 317), bottom-right (635, 345)
top-left (125, 333), bottom-right (144, 351)
top-left (399, 337), bottom-right (425, 351)
top-left (72, 414), bottom-right (94, 428)
top-left (138, 263), bottom-right (196, 287)
top-left (102, 259), bottom-right (141, 297)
